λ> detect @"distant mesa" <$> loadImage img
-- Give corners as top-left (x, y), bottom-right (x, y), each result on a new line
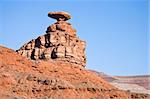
top-left (48, 11), bottom-right (71, 21)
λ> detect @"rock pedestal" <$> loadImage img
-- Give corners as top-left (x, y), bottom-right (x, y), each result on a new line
top-left (17, 11), bottom-right (86, 67)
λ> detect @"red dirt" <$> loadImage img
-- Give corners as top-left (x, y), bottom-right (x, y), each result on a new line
top-left (0, 46), bottom-right (150, 99)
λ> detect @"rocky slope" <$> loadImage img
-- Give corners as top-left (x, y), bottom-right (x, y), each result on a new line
top-left (1, 46), bottom-right (150, 99)
top-left (0, 46), bottom-right (134, 99)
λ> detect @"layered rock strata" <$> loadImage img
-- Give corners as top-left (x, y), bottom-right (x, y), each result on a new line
top-left (17, 11), bottom-right (86, 67)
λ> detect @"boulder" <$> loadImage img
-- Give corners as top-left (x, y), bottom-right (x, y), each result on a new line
top-left (48, 11), bottom-right (71, 21)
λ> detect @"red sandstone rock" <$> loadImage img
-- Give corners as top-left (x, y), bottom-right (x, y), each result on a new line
top-left (17, 11), bottom-right (86, 67)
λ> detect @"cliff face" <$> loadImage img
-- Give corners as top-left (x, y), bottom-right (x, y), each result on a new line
top-left (17, 12), bottom-right (86, 67)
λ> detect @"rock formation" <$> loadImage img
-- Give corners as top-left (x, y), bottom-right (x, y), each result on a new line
top-left (17, 11), bottom-right (86, 67)
top-left (1, 11), bottom-right (150, 99)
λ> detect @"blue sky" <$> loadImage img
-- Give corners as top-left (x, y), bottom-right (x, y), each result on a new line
top-left (0, 0), bottom-right (149, 76)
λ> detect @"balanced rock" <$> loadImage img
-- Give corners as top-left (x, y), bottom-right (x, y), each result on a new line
top-left (17, 11), bottom-right (86, 67)
top-left (48, 11), bottom-right (71, 21)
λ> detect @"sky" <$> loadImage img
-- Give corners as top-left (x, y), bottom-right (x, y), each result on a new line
top-left (0, 0), bottom-right (149, 76)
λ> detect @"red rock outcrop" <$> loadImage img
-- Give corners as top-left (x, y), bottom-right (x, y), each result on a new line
top-left (17, 11), bottom-right (86, 67)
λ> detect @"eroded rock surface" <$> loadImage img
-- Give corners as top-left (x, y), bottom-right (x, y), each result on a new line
top-left (17, 11), bottom-right (86, 67)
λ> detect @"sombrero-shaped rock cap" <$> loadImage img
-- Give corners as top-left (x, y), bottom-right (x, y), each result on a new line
top-left (48, 11), bottom-right (71, 21)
